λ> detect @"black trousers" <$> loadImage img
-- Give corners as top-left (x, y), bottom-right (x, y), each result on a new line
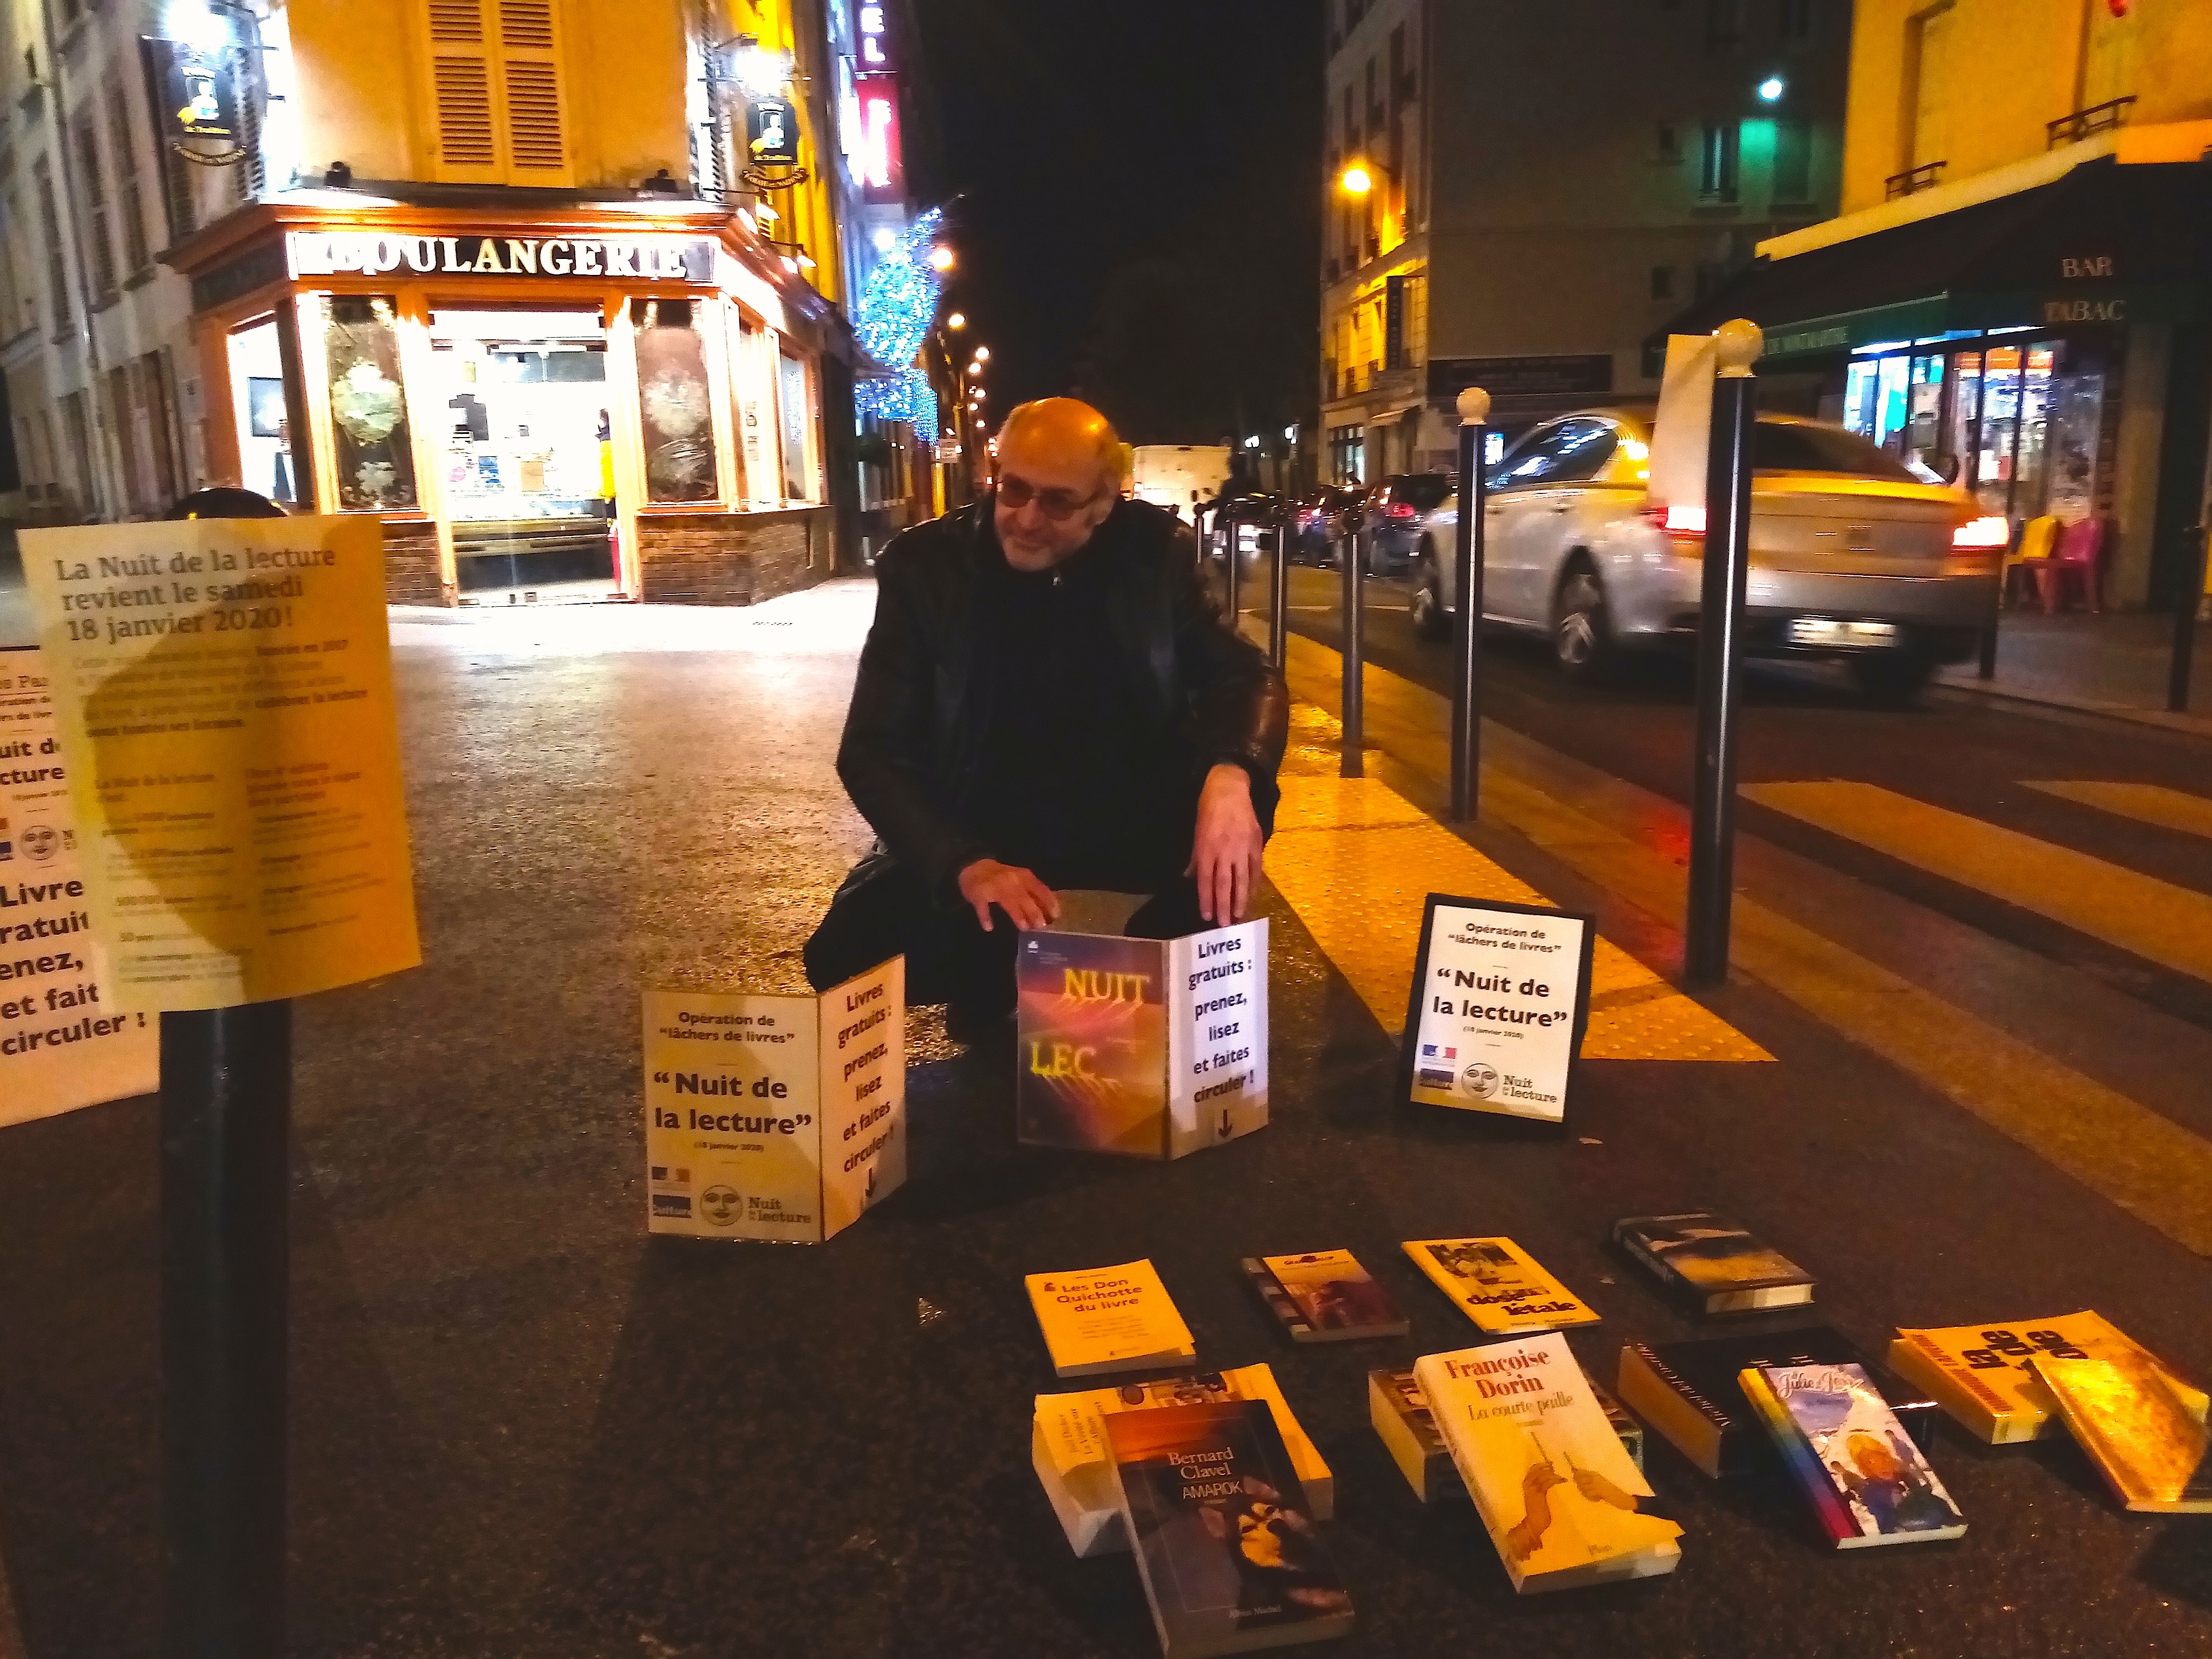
top-left (803, 854), bottom-right (1207, 1018)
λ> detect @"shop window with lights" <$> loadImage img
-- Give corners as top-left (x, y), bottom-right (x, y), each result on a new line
top-left (777, 351), bottom-right (818, 502)
top-left (423, 0), bottom-right (574, 187)
top-left (633, 298), bottom-right (720, 503)
top-left (324, 296), bottom-right (418, 510)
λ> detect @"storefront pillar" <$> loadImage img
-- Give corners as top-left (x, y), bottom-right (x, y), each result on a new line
top-left (271, 301), bottom-right (317, 510)
top-left (2149, 314), bottom-right (2212, 612)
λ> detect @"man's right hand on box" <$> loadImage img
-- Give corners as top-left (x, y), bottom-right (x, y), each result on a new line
top-left (959, 858), bottom-right (1061, 932)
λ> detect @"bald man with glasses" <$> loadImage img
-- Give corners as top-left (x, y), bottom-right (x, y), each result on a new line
top-left (806, 397), bottom-right (1288, 1038)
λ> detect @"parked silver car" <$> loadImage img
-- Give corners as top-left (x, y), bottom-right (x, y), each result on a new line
top-left (1405, 409), bottom-right (2006, 698)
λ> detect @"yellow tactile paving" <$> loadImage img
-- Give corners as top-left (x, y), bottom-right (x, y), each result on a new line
top-left (2025, 780), bottom-right (2212, 843)
top-left (1747, 781), bottom-right (2212, 986)
top-left (1266, 776), bottom-right (1771, 1061)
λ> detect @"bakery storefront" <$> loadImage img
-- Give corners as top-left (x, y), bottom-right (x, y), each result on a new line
top-left (167, 199), bottom-right (835, 607)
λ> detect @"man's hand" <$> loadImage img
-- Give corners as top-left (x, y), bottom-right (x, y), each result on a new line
top-left (1189, 763), bottom-right (1263, 925)
top-left (958, 858), bottom-right (1059, 932)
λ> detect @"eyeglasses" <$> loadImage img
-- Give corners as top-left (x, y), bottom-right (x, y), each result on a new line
top-left (998, 472), bottom-right (1105, 521)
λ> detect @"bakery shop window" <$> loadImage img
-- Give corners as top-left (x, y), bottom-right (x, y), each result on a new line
top-left (323, 296), bottom-right (419, 510)
top-left (631, 297), bottom-right (720, 503)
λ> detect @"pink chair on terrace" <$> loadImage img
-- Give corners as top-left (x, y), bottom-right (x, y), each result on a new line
top-left (2038, 517), bottom-right (2104, 614)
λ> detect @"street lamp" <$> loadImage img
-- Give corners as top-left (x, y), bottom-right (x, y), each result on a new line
top-left (946, 312), bottom-right (967, 329)
top-left (929, 245), bottom-right (956, 271)
top-left (1757, 74), bottom-right (1785, 102)
top-left (974, 345), bottom-right (991, 362)
top-left (1337, 162), bottom-right (1376, 196)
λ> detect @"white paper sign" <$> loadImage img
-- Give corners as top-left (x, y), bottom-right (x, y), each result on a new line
top-left (642, 957), bottom-right (904, 1243)
top-left (1402, 898), bottom-right (1592, 1124)
top-left (1646, 333), bottom-right (1719, 514)
top-left (1168, 917), bottom-right (1270, 1158)
top-left (1, 647), bottom-right (158, 1125)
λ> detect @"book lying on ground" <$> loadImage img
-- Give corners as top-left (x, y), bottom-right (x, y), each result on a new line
top-left (2031, 1347), bottom-right (2212, 1513)
top-left (1034, 1365), bottom-right (1334, 1556)
top-left (1370, 1367), bottom-right (1643, 1504)
top-left (1612, 1211), bottom-right (1815, 1316)
top-left (1741, 1362), bottom-right (1968, 1548)
top-left (1403, 1237), bottom-right (1600, 1335)
top-left (1107, 1399), bottom-right (1355, 1657)
top-left (1616, 1326), bottom-right (1939, 1479)
top-left (1244, 1251), bottom-right (1407, 1342)
top-left (1026, 1260), bottom-right (1197, 1379)
top-left (1887, 1311), bottom-right (2181, 1445)
top-left (1415, 1335), bottom-right (1682, 1593)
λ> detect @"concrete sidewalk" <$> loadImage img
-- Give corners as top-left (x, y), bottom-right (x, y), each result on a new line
top-left (1938, 608), bottom-right (2212, 735)
top-left (1, 579), bottom-right (2206, 1657)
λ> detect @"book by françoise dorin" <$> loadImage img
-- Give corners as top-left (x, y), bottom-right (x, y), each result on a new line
top-left (1243, 1250), bottom-right (1408, 1343)
top-left (1033, 1365), bottom-right (1334, 1557)
top-left (1369, 1366), bottom-right (1643, 1504)
top-left (1415, 1334), bottom-right (1682, 1594)
top-left (2030, 1346), bottom-right (2212, 1514)
top-left (1886, 1311), bottom-right (2186, 1446)
top-left (1741, 1362), bottom-right (1967, 1548)
top-left (1402, 1237), bottom-right (1599, 1336)
top-left (1612, 1211), bottom-right (1814, 1316)
top-left (1026, 1260), bottom-right (1197, 1380)
top-left (1616, 1326), bottom-right (1940, 1480)
top-left (1107, 1398), bottom-right (1355, 1658)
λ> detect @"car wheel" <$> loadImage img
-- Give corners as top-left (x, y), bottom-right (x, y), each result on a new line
top-left (1847, 651), bottom-right (1934, 704)
top-left (1411, 573), bottom-right (1450, 641)
top-left (1552, 564), bottom-right (1614, 680)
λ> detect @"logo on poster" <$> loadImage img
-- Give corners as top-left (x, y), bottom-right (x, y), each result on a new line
top-left (1461, 1062), bottom-right (1501, 1099)
top-left (18, 821), bottom-right (57, 864)
top-left (700, 1185), bottom-right (743, 1227)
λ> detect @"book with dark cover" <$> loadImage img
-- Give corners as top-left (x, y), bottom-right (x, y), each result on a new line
top-left (1616, 1326), bottom-right (1940, 1480)
top-left (1107, 1400), bottom-right (1355, 1657)
top-left (1244, 1251), bottom-right (1407, 1343)
top-left (1742, 1363), bottom-right (1967, 1548)
top-left (1612, 1211), bottom-right (1815, 1316)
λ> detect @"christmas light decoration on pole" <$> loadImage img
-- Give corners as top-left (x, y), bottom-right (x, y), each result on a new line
top-left (853, 206), bottom-right (948, 430)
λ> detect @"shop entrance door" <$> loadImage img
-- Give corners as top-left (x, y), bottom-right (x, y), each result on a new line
top-left (427, 308), bottom-right (619, 605)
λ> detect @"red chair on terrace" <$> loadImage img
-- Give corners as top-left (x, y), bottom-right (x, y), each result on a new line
top-left (2039, 517), bottom-right (2104, 614)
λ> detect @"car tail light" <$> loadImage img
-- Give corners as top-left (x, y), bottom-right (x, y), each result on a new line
top-left (1953, 515), bottom-right (2009, 549)
top-left (1660, 504), bottom-right (1706, 535)
top-left (1388, 501), bottom-right (1417, 519)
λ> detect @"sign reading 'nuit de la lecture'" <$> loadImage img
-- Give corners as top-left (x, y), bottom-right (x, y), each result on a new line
top-left (286, 231), bottom-right (715, 282)
top-left (1399, 895), bottom-right (1594, 1127)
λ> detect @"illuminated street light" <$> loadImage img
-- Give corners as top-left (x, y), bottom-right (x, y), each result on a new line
top-left (974, 346), bottom-right (991, 361)
top-left (929, 245), bottom-right (956, 271)
top-left (1757, 74), bottom-right (1785, 101)
top-left (727, 37), bottom-right (794, 100)
top-left (946, 312), bottom-right (967, 329)
top-left (872, 227), bottom-right (896, 252)
top-left (967, 360), bottom-right (984, 376)
top-left (1338, 163), bottom-right (1374, 196)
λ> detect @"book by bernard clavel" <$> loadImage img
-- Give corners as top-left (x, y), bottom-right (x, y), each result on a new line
top-left (1033, 1365), bottom-right (1333, 1556)
top-left (1403, 1236), bottom-right (1599, 1336)
top-left (1016, 915), bottom-right (1268, 1160)
top-left (1244, 1250), bottom-right (1407, 1342)
top-left (1887, 1311), bottom-right (2181, 1445)
top-left (640, 957), bottom-right (904, 1244)
top-left (2031, 1346), bottom-right (2212, 1514)
top-left (1026, 1259), bottom-right (1198, 1379)
top-left (1370, 1367), bottom-right (1642, 1504)
top-left (1415, 1334), bottom-right (1682, 1594)
top-left (1107, 1399), bottom-right (1354, 1657)
top-left (1612, 1211), bottom-right (1814, 1316)
top-left (1740, 1362), bottom-right (1967, 1548)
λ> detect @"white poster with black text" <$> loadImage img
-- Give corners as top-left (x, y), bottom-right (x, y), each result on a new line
top-left (1400, 895), bottom-right (1593, 1125)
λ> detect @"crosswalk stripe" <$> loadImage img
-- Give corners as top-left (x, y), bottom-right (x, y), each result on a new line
top-left (1745, 781), bottom-right (2212, 986)
top-left (1266, 774), bottom-right (1771, 1062)
top-left (2025, 780), bottom-right (2212, 843)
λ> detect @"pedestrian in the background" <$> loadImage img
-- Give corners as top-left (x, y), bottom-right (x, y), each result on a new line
top-left (805, 396), bottom-right (1287, 1037)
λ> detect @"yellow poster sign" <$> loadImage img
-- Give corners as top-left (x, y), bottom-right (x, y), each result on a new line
top-left (19, 516), bottom-right (420, 1011)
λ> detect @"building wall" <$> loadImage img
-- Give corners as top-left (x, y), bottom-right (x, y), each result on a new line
top-left (1840, 0), bottom-right (2212, 213)
top-left (635, 506), bottom-right (827, 604)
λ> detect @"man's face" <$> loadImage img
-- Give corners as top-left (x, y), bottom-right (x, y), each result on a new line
top-left (994, 439), bottom-right (1117, 570)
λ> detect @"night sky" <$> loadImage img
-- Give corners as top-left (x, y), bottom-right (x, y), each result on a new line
top-left (901, 0), bottom-right (1324, 446)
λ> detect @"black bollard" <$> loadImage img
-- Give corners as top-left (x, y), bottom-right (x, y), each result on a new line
top-left (1270, 501), bottom-right (1291, 668)
top-left (1449, 388), bottom-right (1490, 822)
top-left (1225, 501), bottom-right (1242, 626)
top-left (1685, 321), bottom-right (1763, 988)
top-left (1342, 522), bottom-right (1365, 778)
top-left (2168, 524), bottom-right (2208, 714)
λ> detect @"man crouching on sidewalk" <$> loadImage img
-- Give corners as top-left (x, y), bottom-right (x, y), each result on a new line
top-left (805, 396), bottom-right (1288, 1038)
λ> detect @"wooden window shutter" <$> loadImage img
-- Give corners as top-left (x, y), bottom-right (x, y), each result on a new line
top-left (426, 0), bottom-right (501, 180)
top-left (497, 0), bottom-right (571, 182)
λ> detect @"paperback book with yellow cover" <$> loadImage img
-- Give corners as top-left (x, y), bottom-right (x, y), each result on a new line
top-left (1887, 1311), bottom-right (2171, 1445)
top-left (2032, 1347), bottom-right (2212, 1513)
top-left (1403, 1237), bottom-right (1599, 1336)
top-left (1033, 1365), bottom-right (1333, 1555)
top-left (1414, 1334), bottom-right (1682, 1593)
top-left (1026, 1259), bottom-right (1198, 1379)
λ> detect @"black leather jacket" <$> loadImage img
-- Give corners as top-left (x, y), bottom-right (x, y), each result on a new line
top-left (836, 496), bottom-right (1289, 899)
